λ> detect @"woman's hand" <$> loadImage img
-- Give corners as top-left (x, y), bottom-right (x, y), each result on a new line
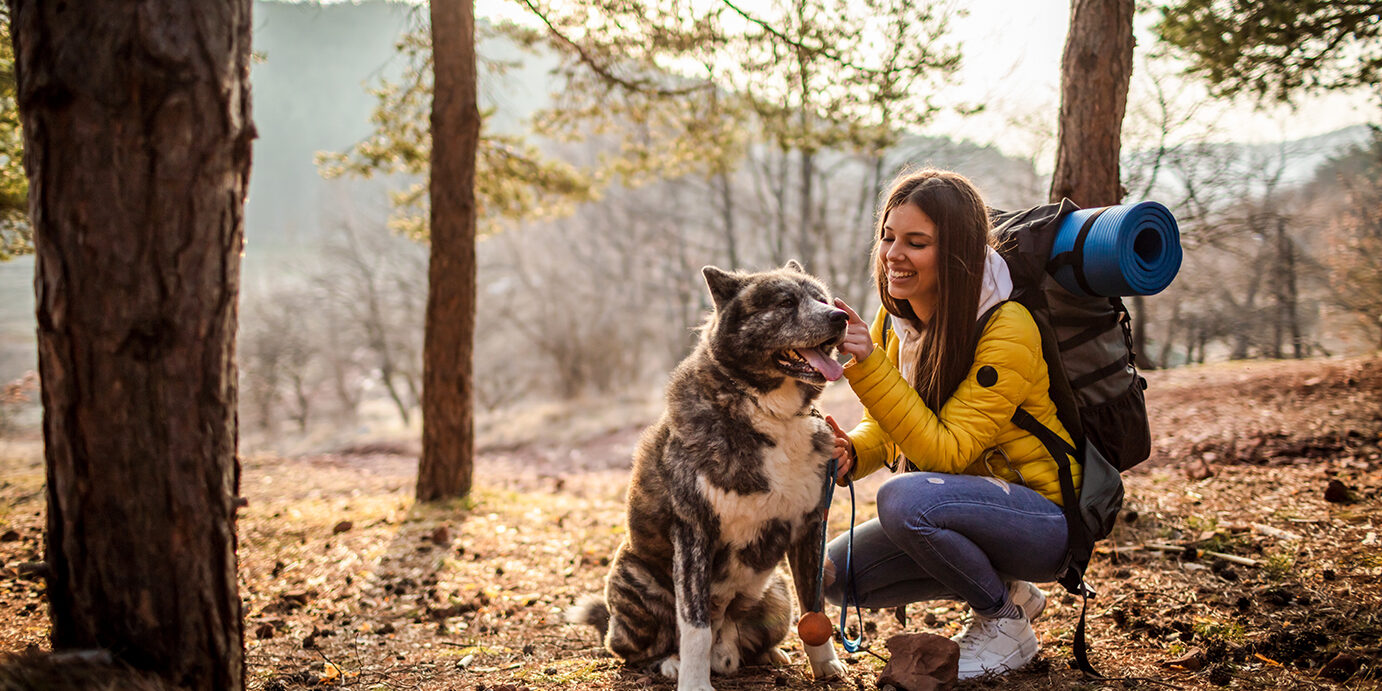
top-left (825, 415), bottom-right (855, 486)
top-left (833, 298), bottom-right (873, 363)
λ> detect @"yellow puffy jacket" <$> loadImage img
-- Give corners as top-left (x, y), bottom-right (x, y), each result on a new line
top-left (844, 302), bottom-right (1081, 506)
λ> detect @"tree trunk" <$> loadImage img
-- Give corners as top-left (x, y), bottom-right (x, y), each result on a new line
top-left (418, 0), bottom-right (478, 502)
top-left (1131, 294), bottom-right (1152, 368)
top-left (798, 148), bottom-right (816, 268)
top-left (717, 169), bottom-right (738, 269)
top-left (1277, 216), bottom-right (1303, 359)
top-left (9, 1), bottom-right (251, 687)
top-left (1050, 0), bottom-right (1135, 207)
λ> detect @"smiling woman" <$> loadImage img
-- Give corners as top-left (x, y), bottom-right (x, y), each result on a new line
top-left (824, 168), bottom-right (1078, 680)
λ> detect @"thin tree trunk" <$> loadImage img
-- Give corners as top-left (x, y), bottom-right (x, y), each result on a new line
top-left (799, 148), bottom-right (815, 268)
top-left (10, 1), bottom-right (251, 686)
top-left (418, 0), bottom-right (479, 502)
top-left (1131, 294), bottom-right (1152, 368)
top-left (1050, 0), bottom-right (1134, 207)
top-left (1159, 299), bottom-right (1180, 366)
top-left (718, 169), bottom-right (739, 269)
top-left (1278, 216), bottom-right (1303, 359)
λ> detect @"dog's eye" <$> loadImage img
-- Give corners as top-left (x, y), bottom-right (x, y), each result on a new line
top-left (779, 296), bottom-right (797, 309)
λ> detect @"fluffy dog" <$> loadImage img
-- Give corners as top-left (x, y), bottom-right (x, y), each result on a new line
top-left (569, 262), bottom-right (850, 691)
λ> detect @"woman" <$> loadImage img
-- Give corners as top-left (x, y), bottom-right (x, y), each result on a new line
top-left (824, 168), bottom-right (1081, 679)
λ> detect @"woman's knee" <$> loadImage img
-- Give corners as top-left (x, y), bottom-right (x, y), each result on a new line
top-left (875, 473), bottom-right (943, 538)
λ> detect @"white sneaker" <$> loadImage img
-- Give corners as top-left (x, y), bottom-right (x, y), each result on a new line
top-left (1007, 580), bottom-right (1047, 622)
top-left (952, 614), bottom-right (1039, 679)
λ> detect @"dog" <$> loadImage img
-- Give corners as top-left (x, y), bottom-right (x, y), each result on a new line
top-left (568, 261), bottom-right (850, 691)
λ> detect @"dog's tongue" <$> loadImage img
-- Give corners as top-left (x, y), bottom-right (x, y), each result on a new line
top-left (798, 347), bottom-right (844, 382)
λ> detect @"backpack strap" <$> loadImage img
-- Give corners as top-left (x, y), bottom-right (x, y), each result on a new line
top-left (1010, 405), bottom-right (1104, 679)
top-left (1046, 207), bottom-right (1112, 298)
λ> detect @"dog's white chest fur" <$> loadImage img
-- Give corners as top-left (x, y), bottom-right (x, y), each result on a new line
top-left (696, 381), bottom-right (826, 549)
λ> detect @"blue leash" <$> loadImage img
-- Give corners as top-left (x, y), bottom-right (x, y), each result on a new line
top-left (819, 457), bottom-right (864, 653)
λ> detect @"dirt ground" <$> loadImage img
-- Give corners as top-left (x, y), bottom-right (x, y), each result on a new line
top-left (1, 353), bottom-right (1380, 690)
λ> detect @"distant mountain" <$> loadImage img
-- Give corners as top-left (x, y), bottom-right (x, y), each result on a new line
top-left (1126, 124), bottom-right (1373, 201)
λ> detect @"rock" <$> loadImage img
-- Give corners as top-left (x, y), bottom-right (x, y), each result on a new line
top-left (1258, 586), bottom-right (1295, 606)
top-left (1162, 646), bottom-right (1206, 671)
top-left (332, 520), bottom-right (353, 534)
top-left (1210, 560), bottom-right (1239, 581)
top-left (1207, 664), bottom-right (1233, 685)
top-left (1185, 458), bottom-right (1215, 480)
top-left (1320, 652), bottom-right (1362, 682)
top-left (876, 633), bottom-right (959, 691)
top-left (1324, 479), bottom-right (1357, 504)
top-left (430, 525), bottom-right (451, 545)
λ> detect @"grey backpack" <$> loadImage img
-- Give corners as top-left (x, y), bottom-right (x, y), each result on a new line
top-left (986, 200), bottom-right (1155, 677)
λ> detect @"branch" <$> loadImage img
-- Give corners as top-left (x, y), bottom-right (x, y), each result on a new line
top-left (717, 0), bottom-right (888, 76)
top-left (514, 0), bottom-right (710, 97)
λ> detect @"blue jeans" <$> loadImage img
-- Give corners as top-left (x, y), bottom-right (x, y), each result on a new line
top-left (824, 472), bottom-right (1068, 618)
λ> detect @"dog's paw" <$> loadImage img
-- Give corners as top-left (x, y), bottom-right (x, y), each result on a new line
top-left (711, 646), bottom-right (741, 675)
top-left (710, 622), bottom-right (741, 674)
top-left (676, 679), bottom-right (717, 691)
top-left (804, 642), bottom-right (846, 680)
top-left (811, 658), bottom-right (847, 680)
top-left (762, 647), bottom-right (790, 667)
top-left (657, 655), bottom-right (680, 680)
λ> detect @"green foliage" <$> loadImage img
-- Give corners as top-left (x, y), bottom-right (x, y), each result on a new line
top-left (1155, 0), bottom-right (1382, 102)
top-left (0, 5), bottom-right (31, 260)
top-left (1194, 617), bottom-right (1246, 642)
top-left (318, 20), bottom-right (597, 239)
top-left (1262, 551), bottom-right (1296, 581)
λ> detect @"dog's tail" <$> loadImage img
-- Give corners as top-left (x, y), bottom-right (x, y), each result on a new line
top-left (565, 594), bottom-right (610, 638)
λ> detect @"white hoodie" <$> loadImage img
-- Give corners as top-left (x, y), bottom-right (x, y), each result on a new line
top-left (893, 245), bottom-right (1013, 382)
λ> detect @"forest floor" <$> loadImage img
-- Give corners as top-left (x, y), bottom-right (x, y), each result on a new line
top-left (1, 353), bottom-right (1381, 690)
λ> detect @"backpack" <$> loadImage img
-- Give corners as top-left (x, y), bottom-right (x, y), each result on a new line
top-left (985, 199), bottom-right (1156, 677)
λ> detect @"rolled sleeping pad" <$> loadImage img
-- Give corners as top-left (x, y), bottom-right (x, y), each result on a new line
top-left (1050, 201), bottom-right (1182, 297)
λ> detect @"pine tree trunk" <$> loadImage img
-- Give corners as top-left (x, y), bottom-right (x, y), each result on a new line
top-left (9, 1), bottom-right (252, 687)
top-left (1050, 0), bottom-right (1134, 207)
top-left (418, 0), bottom-right (478, 502)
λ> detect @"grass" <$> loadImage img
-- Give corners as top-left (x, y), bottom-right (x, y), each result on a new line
top-left (1262, 551), bottom-right (1297, 581)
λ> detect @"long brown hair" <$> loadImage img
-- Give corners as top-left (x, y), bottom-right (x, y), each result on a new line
top-left (872, 168), bottom-right (990, 411)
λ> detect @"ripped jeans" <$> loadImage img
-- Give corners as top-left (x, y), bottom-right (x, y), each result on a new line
top-left (823, 471), bottom-right (1068, 619)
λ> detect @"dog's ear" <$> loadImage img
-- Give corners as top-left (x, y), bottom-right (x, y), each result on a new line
top-left (783, 259), bottom-right (806, 274)
top-left (702, 266), bottom-right (744, 310)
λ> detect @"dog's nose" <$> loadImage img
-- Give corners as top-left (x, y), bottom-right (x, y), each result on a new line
top-left (830, 309), bottom-right (848, 328)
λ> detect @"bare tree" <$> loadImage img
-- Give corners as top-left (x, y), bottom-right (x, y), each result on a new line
top-left (9, 0), bottom-right (251, 686)
top-left (319, 223), bottom-right (426, 425)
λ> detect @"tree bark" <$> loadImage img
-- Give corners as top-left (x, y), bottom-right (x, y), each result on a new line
top-left (418, 0), bottom-right (478, 502)
top-left (9, 1), bottom-right (252, 687)
top-left (1050, 0), bottom-right (1134, 207)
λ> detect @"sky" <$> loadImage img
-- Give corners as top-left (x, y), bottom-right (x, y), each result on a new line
top-left (473, 0), bottom-right (1378, 161)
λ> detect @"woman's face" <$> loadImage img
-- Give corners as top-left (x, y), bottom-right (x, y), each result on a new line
top-left (880, 202), bottom-right (940, 321)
